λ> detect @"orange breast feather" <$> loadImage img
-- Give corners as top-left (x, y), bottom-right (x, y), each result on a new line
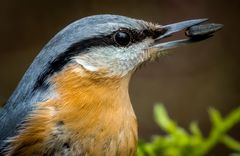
top-left (6, 64), bottom-right (137, 156)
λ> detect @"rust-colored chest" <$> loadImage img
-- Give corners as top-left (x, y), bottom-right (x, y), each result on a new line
top-left (5, 66), bottom-right (138, 156)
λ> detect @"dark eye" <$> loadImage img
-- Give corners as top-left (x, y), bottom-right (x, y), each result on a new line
top-left (114, 30), bottom-right (131, 46)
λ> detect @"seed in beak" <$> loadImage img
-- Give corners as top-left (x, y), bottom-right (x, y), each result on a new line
top-left (185, 23), bottom-right (224, 40)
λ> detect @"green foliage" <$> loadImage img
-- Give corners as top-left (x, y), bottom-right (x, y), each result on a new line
top-left (137, 104), bottom-right (240, 156)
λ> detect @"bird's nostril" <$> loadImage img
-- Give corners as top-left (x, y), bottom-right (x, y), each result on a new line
top-left (142, 29), bottom-right (151, 36)
top-left (153, 28), bottom-right (167, 39)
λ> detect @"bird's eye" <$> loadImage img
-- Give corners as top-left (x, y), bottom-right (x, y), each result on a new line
top-left (114, 30), bottom-right (131, 46)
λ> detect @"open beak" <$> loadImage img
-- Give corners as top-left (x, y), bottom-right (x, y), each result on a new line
top-left (151, 19), bottom-right (223, 51)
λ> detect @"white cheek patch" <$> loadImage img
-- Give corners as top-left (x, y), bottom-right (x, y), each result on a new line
top-left (73, 39), bottom-right (154, 77)
top-left (74, 58), bottom-right (98, 72)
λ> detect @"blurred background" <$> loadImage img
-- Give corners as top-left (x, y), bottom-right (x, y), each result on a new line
top-left (0, 0), bottom-right (239, 155)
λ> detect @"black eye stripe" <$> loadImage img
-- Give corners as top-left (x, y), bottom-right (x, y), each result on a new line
top-left (111, 28), bottom-right (157, 46)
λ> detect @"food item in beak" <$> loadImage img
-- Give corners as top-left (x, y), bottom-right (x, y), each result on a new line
top-left (185, 23), bottom-right (223, 39)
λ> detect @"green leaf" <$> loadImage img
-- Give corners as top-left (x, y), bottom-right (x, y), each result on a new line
top-left (223, 107), bottom-right (240, 131)
top-left (209, 107), bottom-right (222, 127)
top-left (222, 135), bottom-right (240, 152)
top-left (190, 122), bottom-right (202, 139)
top-left (137, 103), bottom-right (240, 156)
top-left (154, 104), bottom-right (177, 134)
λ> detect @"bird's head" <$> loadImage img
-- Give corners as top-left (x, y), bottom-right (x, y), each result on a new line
top-left (24, 14), bottom-right (222, 92)
top-left (54, 15), bottom-right (208, 77)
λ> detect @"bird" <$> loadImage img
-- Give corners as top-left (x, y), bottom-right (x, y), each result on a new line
top-left (0, 14), bottom-right (222, 156)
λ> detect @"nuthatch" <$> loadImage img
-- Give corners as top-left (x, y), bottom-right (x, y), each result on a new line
top-left (0, 14), bottom-right (222, 155)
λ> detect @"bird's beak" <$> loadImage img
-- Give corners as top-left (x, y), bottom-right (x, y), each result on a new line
top-left (150, 19), bottom-right (223, 52)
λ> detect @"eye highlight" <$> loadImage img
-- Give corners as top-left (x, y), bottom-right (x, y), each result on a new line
top-left (113, 30), bottom-right (132, 46)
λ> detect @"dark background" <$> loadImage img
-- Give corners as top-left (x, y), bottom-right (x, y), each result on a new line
top-left (0, 0), bottom-right (239, 155)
